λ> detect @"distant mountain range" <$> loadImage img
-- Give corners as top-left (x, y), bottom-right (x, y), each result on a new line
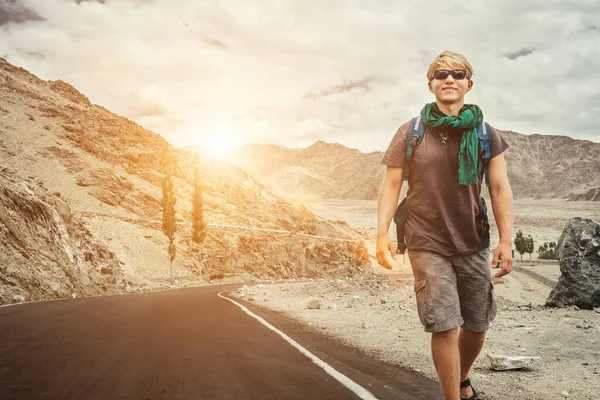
top-left (187, 134), bottom-right (600, 201)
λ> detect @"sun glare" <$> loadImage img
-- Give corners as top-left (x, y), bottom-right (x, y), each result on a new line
top-left (203, 125), bottom-right (238, 160)
top-left (207, 136), bottom-right (233, 159)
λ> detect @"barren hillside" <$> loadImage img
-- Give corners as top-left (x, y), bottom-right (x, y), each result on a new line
top-left (501, 131), bottom-right (600, 201)
top-left (0, 58), bottom-right (370, 304)
top-left (214, 132), bottom-right (600, 201)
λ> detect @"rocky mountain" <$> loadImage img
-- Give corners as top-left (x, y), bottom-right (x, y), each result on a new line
top-left (209, 132), bottom-right (600, 201)
top-left (0, 58), bottom-right (370, 305)
top-left (500, 131), bottom-right (600, 201)
top-left (187, 141), bottom-right (392, 200)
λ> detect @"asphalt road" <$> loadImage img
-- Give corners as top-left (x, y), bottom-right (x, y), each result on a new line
top-left (0, 284), bottom-right (442, 399)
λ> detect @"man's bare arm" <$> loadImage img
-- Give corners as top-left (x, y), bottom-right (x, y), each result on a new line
top-left (376, 166), bottom-right (404, 269)
top-left (488, 153), bottom-right (514, 277)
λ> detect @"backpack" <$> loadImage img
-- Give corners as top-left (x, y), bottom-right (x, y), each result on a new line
top-left (393, 116), bottom-right (492, 254)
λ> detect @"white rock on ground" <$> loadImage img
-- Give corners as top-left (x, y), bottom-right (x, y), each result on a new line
top-left (487, 355), bottom-right (541, 371)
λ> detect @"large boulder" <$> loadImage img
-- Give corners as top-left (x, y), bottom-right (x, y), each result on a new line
top-left (546, 217), bottom-right (600, 309)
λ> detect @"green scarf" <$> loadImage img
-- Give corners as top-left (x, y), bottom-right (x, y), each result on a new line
top-left (420, 103), bottom-right (483, 185)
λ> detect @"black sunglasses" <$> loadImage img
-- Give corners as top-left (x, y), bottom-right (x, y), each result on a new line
top-left (432, 69), bottom-right (468, 80)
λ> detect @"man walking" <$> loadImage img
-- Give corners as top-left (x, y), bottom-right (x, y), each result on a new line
top-left (376, 50), bottom-right (514, 400)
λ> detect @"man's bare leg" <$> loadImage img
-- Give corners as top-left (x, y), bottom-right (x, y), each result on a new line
top-left (431, 328), bottom-right (460, 400)
top-left (458, 328), bottom-right (486, 398)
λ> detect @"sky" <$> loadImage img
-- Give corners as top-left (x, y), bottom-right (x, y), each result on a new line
top-left (1, 0), bottom-right (600, 152)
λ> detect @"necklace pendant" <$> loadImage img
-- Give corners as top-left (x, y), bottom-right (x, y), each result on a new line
top-left (439, 131), bottom-right (449, 144)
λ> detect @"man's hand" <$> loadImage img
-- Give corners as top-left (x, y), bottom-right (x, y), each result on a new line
top-left (376, 233), bottom-right (397, 270)
top-left (492, 241), bottom-right (513, 278)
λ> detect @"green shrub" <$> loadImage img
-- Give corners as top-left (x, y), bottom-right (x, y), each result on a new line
top-left (538, 241), bottom-right (558, 260)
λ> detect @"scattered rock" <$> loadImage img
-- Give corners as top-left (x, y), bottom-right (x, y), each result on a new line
top-left (518, 302), bottom-right (533, 309)
top-left (12, 294), bottom-right (25, 303)
top-left (487, 355), bottom-right (541, 371)
top-left (335, 279), bottom-right (349, 289)
top-left (238, 285), bottom-right (249, 298)
top-left (306, 298), bottom-right (322, 309)
top-left (100, 266), bottom-right (113, 275)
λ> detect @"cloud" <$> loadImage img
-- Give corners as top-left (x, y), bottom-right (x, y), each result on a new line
top-left (296, 118), bottom-right (332, 138)
top-left (128, 86), bottom-right (171, 118)
top-left (74, 0), bottom-right (105, 4)
top-left (0, 0), bottom-right (598, 152)
top-left (203, 37), bottom-right (227, 49)
top-left (0, 0), bottom-right (44, 25)
top-left (305, 78), bottom-right (373, 101)
top-left (503, 48), bottom-right (535, 60)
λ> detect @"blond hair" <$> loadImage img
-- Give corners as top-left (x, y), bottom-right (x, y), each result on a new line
top-left (427, 51), bottom-right (473, 81)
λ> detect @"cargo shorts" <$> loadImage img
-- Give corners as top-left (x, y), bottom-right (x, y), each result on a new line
top-left (408, 248), bottom-right (497, 333)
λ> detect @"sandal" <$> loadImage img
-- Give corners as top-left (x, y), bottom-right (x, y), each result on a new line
top-left (460, 378), bottom-right (479, 400)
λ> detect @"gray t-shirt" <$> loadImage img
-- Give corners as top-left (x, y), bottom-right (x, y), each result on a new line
top-left (381, 120), bottom-right (510, 256)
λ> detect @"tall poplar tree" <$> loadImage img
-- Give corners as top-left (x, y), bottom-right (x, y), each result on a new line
top-left (525, 235), bottom-right (534, 261)
top-left (161, 146), bottom-right (177, 283)
top-left (191, 154), bottom-right (207, 275)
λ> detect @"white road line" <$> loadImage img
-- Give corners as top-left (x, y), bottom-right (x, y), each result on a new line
top-left (0, 299), bottom-right (40, 308)
top-left (217, 289), bottom-right (379, 400)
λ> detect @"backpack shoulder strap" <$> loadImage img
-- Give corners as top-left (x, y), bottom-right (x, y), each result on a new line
top-left (477, 122), bottom-right (493, 187)
top-left (402, 116), bottom-right (426, 181)
top-left (477, 122), bottom-right (493, 248)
